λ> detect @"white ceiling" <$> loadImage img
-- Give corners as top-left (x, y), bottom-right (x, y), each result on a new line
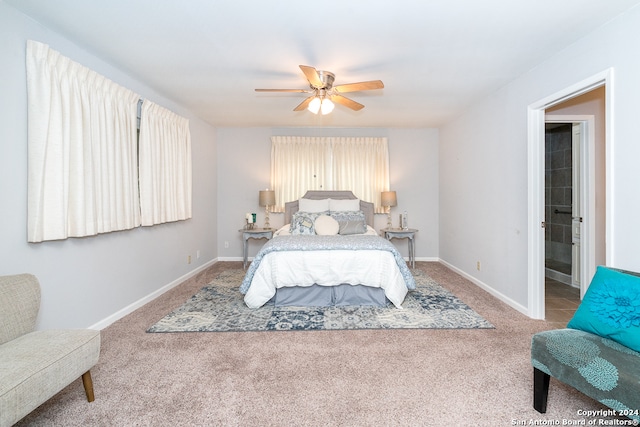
top-left (7, 0), bottom-right (640, 128)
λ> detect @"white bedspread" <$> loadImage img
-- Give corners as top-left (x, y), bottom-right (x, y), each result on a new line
top-left (243, 249), bottom-right (409, 309)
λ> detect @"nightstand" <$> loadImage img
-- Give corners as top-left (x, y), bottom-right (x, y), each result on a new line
top-left (239, 228), bottom-right (275, 269)
top-left (381, 228), bottom-right (418, 268)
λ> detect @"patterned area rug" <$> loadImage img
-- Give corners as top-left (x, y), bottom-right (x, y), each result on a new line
top-left (147, 269), bottom-right (494, 332)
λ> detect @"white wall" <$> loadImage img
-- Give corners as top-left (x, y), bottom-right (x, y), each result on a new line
top-left (439, 4), bottom-right (640, 312)
top-left (216, 127), bottom-right (439, 261)
top-left (0, 3), bottom-right (218, 329)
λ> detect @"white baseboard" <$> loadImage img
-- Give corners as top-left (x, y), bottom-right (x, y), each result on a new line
top-left (89, 258), bottom-right (218, 330)
top-left (217, 256), bottom-right (243, 262)
top-left (415, 256), bottom-right (440, 262)
top-left (438, 259), bottom-right (530, 317)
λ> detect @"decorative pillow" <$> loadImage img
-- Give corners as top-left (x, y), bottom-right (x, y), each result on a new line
top-left (330, 211), bottom-right (367, 235)
top-left (290, 211), bottom-right (327, 235)
top-left (314, 215), bottom-right (339, 236)
top-left (329, 198), bottom-right (360, 212)
top-left (567, 266), bottom-right (640, 352)
top-left (274, 224), bottom-right (291, 236)
top-left (298, 198), bottom-right (330, 213)
top-left (338, 220), bottom-right (367, 235)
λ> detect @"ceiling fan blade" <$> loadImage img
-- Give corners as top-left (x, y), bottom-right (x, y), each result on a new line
top-left (293, 96), bottom-right (316, 111)
top-left (330, 94), bottom-right (364, 111)
top-left (255, 88), bottom-right (309, 93)
top-left (333, 80), bottom-right (384, 93)
top-left (299, 65), bottom-right (323, 88)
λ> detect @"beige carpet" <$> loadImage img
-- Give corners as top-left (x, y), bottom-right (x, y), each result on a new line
top-left (16, 262), bottom-right (619, 426)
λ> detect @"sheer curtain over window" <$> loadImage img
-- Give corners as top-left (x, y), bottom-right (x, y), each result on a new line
top-left (332, 137), bottom-right (389, 213)
top-left (270, 136), bottom-right (389, 212)
top-left (270, 136), bottom-right (331, 212)
top-left (26, 40), bottom-right (141, 242)
top-left (138, 100), bottom-right (192, 226)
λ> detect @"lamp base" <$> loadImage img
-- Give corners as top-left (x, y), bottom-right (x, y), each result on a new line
top-left (264, 207), bottom-right (270, 229)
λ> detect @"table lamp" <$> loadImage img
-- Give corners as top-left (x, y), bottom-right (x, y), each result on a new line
top-left (381, 191), bottom-right (397, 229)
top-left (259, 190), bottom-right (276, 229)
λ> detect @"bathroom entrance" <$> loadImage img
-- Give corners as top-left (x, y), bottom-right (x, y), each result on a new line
top-left (544, 122), bottom-right (580, 287)
top-left (528, 72), bottom-right (609, 320)
top-left (544, 85), bottom-right (606, 301)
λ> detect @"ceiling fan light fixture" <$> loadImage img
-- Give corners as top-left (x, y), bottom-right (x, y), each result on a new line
top-left (320, 98), bottom-right (334, 115)
top-left (308, 96), bottom-right (321, 114)
top-left (256, 65), bottom-right (383, 114)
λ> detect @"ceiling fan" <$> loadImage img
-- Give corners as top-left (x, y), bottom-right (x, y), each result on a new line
top-left (255, 65), bottom-right (384, 115)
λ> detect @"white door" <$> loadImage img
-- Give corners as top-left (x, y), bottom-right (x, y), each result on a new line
top-left (571, 123), bottom-right (582, 288)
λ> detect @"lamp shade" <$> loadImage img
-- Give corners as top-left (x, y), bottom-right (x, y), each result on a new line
top-left (259, 190), bottom-right (276, 207)
top-left (381, 191), bottom-right (397, 207)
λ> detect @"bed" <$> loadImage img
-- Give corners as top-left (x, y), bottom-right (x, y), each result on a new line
top-left (240, 190), bottom-right (416, 309)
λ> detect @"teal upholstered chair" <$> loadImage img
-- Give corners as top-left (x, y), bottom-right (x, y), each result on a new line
top-left (530, 267), bottom-right (640, 422)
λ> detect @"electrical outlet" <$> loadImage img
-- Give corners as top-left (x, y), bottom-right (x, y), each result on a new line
top-left (196, 250), bottom-right (201, 259)
top-left (224, 241), bottom-right (229, 248)
top-left (188, 255), bottom-right (192, 264)
top-left (476, 261), bottom-right (481, 271)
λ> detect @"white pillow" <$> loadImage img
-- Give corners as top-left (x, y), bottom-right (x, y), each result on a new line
top-left (298, 198), bottom-right (330, 213)
top-left (274, 224), bottom-right (291, 236)
top-left (329, 198), bottom-right (360, 212)
top-left (314, 215), bottom-right (340, 236)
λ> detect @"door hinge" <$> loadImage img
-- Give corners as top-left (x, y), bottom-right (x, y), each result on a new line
top-left (541, 221), bottom-right (546, 229)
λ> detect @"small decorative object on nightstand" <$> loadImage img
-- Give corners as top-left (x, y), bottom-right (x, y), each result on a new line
top-left (245, 213), bottom-right (257, 230)
top-left (239, 227), bottom-right (275, 269)
top-left (381, 228), bottom-right (418, 268)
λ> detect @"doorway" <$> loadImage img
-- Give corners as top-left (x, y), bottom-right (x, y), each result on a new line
top-left (544, 121), bottom-right (585, 325)
top-left (527, 70), bottom-right (611, 320)
top-left (544, 123), bottom-right (576, 286)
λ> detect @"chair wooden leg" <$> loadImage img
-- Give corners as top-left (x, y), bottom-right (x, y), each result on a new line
top-left (81, 370), bottom-right (95, 402)
top-left (533, 367), bottom-right (550, 413)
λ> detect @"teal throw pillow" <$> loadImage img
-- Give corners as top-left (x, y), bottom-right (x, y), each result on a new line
top-left (567, 266), bottom-right (640, 352)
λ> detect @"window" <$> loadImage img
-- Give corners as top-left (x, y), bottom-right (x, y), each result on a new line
top-left (270, 136), bottom-right (390, 212)
top-left (138, 100), bottom-right (192, 226)
top-left (26, 40), bottom-right (191, 242)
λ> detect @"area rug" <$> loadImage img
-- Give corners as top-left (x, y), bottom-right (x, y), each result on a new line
top-left (147, 269), bottom-right (494, 332)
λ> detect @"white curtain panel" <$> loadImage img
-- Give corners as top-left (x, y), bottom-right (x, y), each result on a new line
top-left (26, 40), bottom-right (141, 242)
top-left (138, 100), bottom-right (192, 226)
top-left (270, 136), bottom-right (331, 212)
top-left (331, 137), bottom-right (389, 213)
top-left (270, 136), bottom-right (389, 212)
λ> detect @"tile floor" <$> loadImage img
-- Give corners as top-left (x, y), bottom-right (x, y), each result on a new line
top-left (545, 276), bottom-right (581, 328)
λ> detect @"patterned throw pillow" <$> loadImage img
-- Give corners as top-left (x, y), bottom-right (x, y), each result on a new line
top-left (329, 211), bottom-right (367, 235)
top-left (567, 266), bottom-right (640, 352)
top-left (289, 211), bottom-right (327, 235)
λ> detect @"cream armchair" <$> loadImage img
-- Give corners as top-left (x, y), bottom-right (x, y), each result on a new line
top-left (0, 274), bottom-right (101, 426)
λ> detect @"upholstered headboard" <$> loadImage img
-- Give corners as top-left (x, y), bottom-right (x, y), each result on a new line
top-left (284, 190), bottom-right (374, 227)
